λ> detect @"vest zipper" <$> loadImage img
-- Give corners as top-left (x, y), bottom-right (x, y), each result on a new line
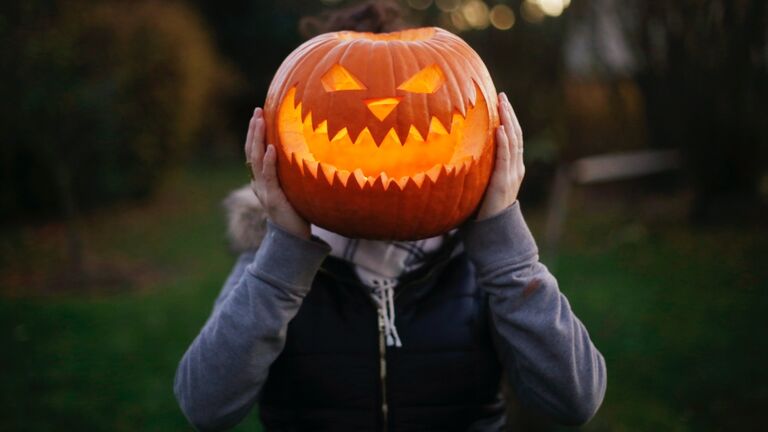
top-left (377, 310), bottom-right (389, 432)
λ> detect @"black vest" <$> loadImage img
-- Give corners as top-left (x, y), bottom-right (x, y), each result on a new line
top-left (259, 244), bottom-right (505, 432)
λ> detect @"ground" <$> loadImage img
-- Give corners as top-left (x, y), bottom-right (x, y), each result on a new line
top-left (1, 164), bottom-right (766, 431)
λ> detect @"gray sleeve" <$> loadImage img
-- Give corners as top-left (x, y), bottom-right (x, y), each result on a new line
top-left (461, 202), bottom-right (607, 426)
top-left (174, 222), bottom-right (330, 431)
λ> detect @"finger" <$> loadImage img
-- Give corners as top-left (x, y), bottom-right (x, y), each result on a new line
top-left (250, 119), bottom-right (267, 181)
top-left (495, 125), bottom-right (511, 175)
top-left (262, 144), bottom-right (279, 189)
top-left (504, 94), bottom-right (523, 149)
top-left (263, 144), bottom-right (288, 211)
top-left (504, 97), bottom-right (524, 173)
top-left (497, 96), bottom-right (518, 163)
top-left (499, 93), bottom-right (515, 144)
top-left (498, 93), bottom-right (513, 130)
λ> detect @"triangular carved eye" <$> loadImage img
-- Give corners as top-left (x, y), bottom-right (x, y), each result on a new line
top-left (321, 65), bottom-right (367, 92)
top-left (397, 64), bottom-right (445, 94)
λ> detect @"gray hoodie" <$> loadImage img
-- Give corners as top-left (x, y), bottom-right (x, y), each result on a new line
top-left (174, 187), bottom-right (607, 431)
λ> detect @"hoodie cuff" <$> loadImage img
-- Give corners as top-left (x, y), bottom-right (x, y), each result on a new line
top-left (460, 201), bottom-right (538, 271)
top-left (247, 221), bottom-right (331, 296)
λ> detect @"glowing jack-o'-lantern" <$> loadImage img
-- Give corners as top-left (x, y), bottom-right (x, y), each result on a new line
top-left (263, 27), bottom-right (498, 240)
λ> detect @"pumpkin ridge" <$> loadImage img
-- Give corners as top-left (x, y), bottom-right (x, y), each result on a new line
top-left (418, 38), bottom-right (463, 129)
top-left (426, 36), bottom-right (476, 112)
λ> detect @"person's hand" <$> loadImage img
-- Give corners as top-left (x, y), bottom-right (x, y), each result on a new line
top-left (476, 93), bottom-right (525, 220)
top-left (245, 107), bottom-right (311, 240)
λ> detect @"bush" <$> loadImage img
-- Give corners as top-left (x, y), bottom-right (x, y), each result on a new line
top-left (0, 0), bottom-right (240, 220)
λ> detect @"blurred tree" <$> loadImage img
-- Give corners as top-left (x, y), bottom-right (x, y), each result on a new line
top-left (561, 0), bottom-right (648, 159)
top-left (187, 0), bottom-right (318, 126)
top-left (0, 0), bottom-right (239, 284)
top-left (634, 0), bottom-right (768, 221)
top-left (1, 0), bottom-right (239, 219)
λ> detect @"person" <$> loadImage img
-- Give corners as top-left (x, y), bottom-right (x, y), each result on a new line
top-left (174, 2), bottom-right (606, 431)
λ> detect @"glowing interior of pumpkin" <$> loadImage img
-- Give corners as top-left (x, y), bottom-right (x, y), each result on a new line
top-left (277, 85), bottom-right (489, 189)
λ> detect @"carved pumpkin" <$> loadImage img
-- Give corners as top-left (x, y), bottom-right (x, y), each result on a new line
top-left (264, 27), bottom-right (498, 240)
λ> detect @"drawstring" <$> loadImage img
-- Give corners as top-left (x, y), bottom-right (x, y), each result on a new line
top-left (371, 279), bottom-right (402, 348)
top-left (310, 226), bottom-right (457, 349)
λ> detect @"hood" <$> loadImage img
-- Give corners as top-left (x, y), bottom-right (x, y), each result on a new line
top-left (223, 185), bottom-right (268, 253)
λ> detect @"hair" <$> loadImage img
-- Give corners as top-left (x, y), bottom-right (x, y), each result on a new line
top-left (299, 0), bottom-right (410, 39)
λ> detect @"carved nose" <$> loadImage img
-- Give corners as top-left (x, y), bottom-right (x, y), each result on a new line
top-left (364, 97), bottom-right (402, 121)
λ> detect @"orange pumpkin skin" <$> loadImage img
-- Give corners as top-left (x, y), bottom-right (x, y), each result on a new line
top-left (264, 27), bottom-right (498, 240)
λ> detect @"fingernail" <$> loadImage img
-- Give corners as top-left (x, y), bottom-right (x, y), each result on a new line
top-left (254, 107), bottom-right (262, 117)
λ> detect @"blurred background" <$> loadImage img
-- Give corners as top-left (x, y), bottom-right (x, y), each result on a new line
top-left (1, 0), bottom-right (767, 430)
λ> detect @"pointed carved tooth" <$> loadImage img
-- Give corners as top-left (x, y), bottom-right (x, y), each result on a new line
top-left (411, 115), bottom-right (431, 143)
top-left (302, 111), bottom-right (313, 130)
top-left (379, 172), bottom-right (390, 190)
top-left (396, 176), bottom-right (410, 190)
top-left (354, 128), bottom-right (374, 146)
top-left (336, 169), bottom-right (351, 187)
top-left (453, 100), bottom-right (467, 117)
top-left (449, 163), bottom-right (462, 176)
top-left (371, 174), bottom-right (386, 191)
top-left (428, 116), bottom-right (448, 136)
top-left (331, 127), bottom-right (348, 142)
top-left (299, 101), bottom-right (311, 122)
top-left (407, 125), bottom-right (425, 143)
top-left (315, 120), bottom-right (328, 135)
top-left (352, 168), bottom-right (367, 186)
top-left (327, 119), bottom-right (354, 142)
top-left (386, 129), bottom-right (402, 146)
top-left (395, 125), bottom-right (410, 146)
top-left (425, 164), bottom-right (442, 183)
top-left (412, 172), bottom-right (426, 188)
top-left (346, 125), bottom-right (366, 145)
top-left (378, 130), bottom-right (401, 153)
top-left (467, 84), bottom-right (478, 107)
top-left (302, 159), bottom-right (319, 178)
top-left (289, 152), bottom-right (302, 174)
top-left (459, 158), bottom-right (472, 175)
top-left (319, 162), bottom-right (336, 185)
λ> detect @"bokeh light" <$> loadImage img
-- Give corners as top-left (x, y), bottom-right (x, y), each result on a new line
top-left (407, 0), bottom-right (434, 10)
top-left (450, 10), bottom-right (470, 31)
top-left (521, 0), bottom-right (545, 23)
top-left (462, 0), bottom-right (490, 30)
top-left (435, 0), bottom-right (461, 12)
top-left (436, 0), bottom-right (462, 12)
top-left (538, 0), bottom-right (565, 17)
top-left (490, 4), bottom-right (515, 30)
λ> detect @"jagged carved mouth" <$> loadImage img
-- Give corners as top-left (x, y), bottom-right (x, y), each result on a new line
top-left (277, 86), bottom-right (490, 189)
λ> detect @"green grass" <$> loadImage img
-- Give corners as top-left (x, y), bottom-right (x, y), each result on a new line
top-left (1, 165), bottom-right (262, 432)
top-left (550, 207), bottom-right (768, 431)
top-left (1, 165), bottom-right (766, 431)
